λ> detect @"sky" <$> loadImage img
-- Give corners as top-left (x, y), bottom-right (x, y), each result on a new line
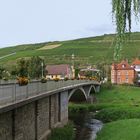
top-left (0, 0), bottom-right (139, 48)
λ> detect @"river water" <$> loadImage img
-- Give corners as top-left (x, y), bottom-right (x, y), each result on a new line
top-left (69, 112), bottom-right (103, 140)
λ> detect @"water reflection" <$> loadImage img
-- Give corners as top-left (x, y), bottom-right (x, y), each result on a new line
top-left (69, 112), bottom-right (103, 140)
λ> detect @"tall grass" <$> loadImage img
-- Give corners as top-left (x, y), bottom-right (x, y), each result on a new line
top-left (96, 119), bottom-right (140, 140)
top-left (48, 123), bottom-right (75, 140)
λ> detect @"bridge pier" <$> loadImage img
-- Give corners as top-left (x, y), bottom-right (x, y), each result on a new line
top-left (95, 85), bottom-right (100, 93)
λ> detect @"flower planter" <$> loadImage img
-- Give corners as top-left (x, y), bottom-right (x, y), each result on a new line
top-left (54, 78), bottom-right (60, 82)
top-left (41, 78), bottom-right (47, 83)
top-left (17, 77), bottom-right (29, 86)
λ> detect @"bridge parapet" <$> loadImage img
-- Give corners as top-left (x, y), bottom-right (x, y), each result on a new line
top-left (0, 80), bottom-right (99, 107)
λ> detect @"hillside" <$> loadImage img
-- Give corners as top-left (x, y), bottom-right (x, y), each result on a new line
top-left (1, 32), bottom-right (140, 68)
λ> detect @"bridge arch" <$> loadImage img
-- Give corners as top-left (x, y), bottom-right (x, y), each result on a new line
top-left (87, 85), bottom-right (96, 96)
top-left (68, 87), bottom-right (87, 102)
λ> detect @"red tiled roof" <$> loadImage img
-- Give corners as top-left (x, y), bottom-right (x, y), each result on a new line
top-left (132, 58), bottom-right (140, 65)
top-left (113, 60), bottom-right (134, 70)
top-left (46, 64), bottom-right (70, 75)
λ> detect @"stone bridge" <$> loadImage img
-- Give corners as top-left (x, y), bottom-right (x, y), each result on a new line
top-left (0, 80), bottom-right (100, 140)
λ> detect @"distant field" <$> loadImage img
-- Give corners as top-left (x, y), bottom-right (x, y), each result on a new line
top-left (1, 32), bottom-right (140, 67)
top-left (38, 44), bottom-right (61, 50)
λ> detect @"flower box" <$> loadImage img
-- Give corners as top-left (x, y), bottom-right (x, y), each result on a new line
top-left (17, 77), bottom-right (29, 86)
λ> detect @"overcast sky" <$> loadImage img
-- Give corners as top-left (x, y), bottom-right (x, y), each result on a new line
top-left (0, 0), bottom-right (139, 48)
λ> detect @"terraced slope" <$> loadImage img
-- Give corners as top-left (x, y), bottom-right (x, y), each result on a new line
top-left (1, 32), bottom-right (140, 67)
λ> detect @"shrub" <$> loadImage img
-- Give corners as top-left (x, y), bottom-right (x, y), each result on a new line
top-left (101, 82), bottom-right (113, 90)
top-left (95, 106), bottom-right (140, 123)
top-left (48, 122), bottom-right (75, 140)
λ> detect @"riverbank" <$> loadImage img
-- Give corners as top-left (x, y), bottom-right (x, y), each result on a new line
top-left (69, 84), bottom-right (140, 140)
top-left (96, 119), bottom-right (140, 140)
top-left (48, 84), bottom-right (140, 140)
top-left (48, 122), bottom-right (75, 140)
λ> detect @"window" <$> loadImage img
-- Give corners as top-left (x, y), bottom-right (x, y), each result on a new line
top-left (112, 71), bottom-right (114, 75)
top-left (122, 64), bottom-right (126, 68)
top-left (118, 71), bottom-right (120, 75)
top-left (117, 77), bottom-right (121, 83)
top-left (126, 71), bottom-right (128, 75)
top-left (126, 77), bottom-right (128, 83)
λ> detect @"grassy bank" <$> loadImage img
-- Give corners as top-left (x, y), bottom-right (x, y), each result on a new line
top-left (96, 119), bottom-right (140, 140)
top-left (69, 85), bottom-right (140, 139)
top-left (69, 85), bottom-right (140, 109)
top-left (96, 85), bottom-right (140, 105)
top-left (48, 123), bottom-right (75, 140)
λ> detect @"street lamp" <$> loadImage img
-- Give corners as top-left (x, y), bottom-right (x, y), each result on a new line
top-left (71, 54), bottom-right (75, 67)
top-left (41, 62), bottom-right (44, 78)
top-left (71, 54), bottom-right (75, 78)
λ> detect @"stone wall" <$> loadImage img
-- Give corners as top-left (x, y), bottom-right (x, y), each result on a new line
top-left (37, 98), bottom-right (50, 140)
top-left (0, 111), bottom-right (13, 140)
top-left (14, 103), bottom-right (35, 140)
top-left (0, 91), bottom-right (68, 140)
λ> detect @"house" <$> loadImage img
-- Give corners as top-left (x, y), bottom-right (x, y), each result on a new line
top-left (131, 58), bottom-right (140, 83)
top-left (78, 68), bottom-right (100, 80)
top-left (111, 60), bottom-right (135, 84)
top-left (46, 64), bottom-right (74, 80)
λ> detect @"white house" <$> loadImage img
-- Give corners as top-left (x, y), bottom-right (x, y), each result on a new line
top-left (45, 64), bottom-right (75, 80)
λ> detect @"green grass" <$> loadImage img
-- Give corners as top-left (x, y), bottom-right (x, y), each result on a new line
top-left (69, 85), bottom-right (140, 139)
top-left (95, 85), bottom-right (140, 139)
top-left (96, 85), bottom-right (140, 105)
top-left (48, 123), bottom-right (75, 140)
top-left (96, 119), bottom-right (140, 140)
top-left (1, 32), bottom-right (140, 67)
top-left (69, 85), bottom-right (140, 112)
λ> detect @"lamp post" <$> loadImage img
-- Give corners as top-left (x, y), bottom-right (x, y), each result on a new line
top-left (71, 54), bottom-right (75, 67)
top-left (71, 54), bottom-right (75, 78)
top-left (41, 62), bottom-right (44, 78)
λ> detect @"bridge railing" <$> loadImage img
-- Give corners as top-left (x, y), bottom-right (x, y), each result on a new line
top-left (0, 80), bottom-right (98, 106)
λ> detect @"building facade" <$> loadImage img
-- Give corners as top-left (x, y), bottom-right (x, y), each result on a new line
top-left (111, 60), bottom-right (135, 84)
top-left (46, 64), bottom-right (75, 80)
top-left (131, 58), bottom-right (140, 84)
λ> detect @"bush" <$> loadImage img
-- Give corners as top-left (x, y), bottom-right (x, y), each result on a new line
top-left (101, 82), bottom-right (113, 90)
top-left (48, 122), bottom-right (75, 140)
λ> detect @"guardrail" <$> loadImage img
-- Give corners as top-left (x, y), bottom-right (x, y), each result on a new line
top-left (0, 80), bottom-right (98, 106)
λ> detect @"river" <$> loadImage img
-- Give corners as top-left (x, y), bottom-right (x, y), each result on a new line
top-left (69, 112), bottom-right (103, 140)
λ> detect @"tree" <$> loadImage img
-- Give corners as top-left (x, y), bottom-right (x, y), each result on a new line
top-left (17, 58), bottom-right (28, 77)
top-left (28, 56), bottom-right (45, 79)
top-left (112, 0), bottom-right (140, 60)
top-left (0, 66), bottom-right (5, 79)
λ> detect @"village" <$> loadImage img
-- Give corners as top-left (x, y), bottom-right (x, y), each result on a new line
top-left (44, 58), bottom-right (140, 87)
